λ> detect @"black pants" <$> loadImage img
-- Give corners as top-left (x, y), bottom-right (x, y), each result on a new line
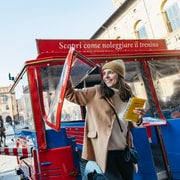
top-left (105, 150), bottom-right (133, 180)
top-left (93, 150), bottom-right (133, 180)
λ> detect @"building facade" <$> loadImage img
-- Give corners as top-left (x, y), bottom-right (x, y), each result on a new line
top-left (91, 0), bottom-right (180, 49)
top-left (0, 86), bottom-right (15, 124)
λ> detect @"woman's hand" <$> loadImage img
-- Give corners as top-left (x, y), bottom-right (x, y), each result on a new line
top-left (133, 108), bottom-right (146, 118)
top-left (133, 108), bottom-right (146, 126)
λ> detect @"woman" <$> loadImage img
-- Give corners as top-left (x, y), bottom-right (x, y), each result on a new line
top-left (65, 59), bottom-right (146, 180)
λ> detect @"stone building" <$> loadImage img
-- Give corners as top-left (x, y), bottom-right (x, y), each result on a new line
top-left (0, 86), bottom-right (15, 124)
top-left (91, 0), bottom-right (180, 49)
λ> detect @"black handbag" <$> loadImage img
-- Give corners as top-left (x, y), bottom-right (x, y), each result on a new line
top-left (124, 146), bottom-right (138, 164)
top-left (123, 123), bottom-right (139, 164)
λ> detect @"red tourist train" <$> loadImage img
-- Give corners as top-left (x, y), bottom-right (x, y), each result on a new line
top-left (0, 39), bottom-right (180, 180)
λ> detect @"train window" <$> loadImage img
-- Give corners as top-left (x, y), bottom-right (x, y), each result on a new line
top-left (40, 64), bottom-right (83, 123)
top-left (124, 61), bottom-right (148, 99)
top-left (40, 64), bottom-right (63, 123)
top-left (13, 71), bottom-right (35, 130)
top-left (148, 59), bottom-right (180, 118)
top-left (61, 99), bottom-right (82, 121)
top-left (40, 49), bottom-right (100, 130)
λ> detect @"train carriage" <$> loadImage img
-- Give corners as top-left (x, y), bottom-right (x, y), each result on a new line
top-left (0, 39), bottom-right (180, 180)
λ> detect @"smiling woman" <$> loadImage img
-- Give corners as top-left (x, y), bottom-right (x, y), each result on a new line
top-left (65, 58), bottom-right (145, 180)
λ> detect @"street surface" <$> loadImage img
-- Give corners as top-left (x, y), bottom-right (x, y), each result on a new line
top-left (0, 124), bottom-right (20, 179)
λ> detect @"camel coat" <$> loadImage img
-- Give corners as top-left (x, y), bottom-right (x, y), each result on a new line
top-left (65, 81), bottom-right (129, 173)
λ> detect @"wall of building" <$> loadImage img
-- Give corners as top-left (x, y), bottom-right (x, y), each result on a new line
top-left (95, 0), bottom-right (180, 49)
top-left (0, 86), bottom-right (15, 123)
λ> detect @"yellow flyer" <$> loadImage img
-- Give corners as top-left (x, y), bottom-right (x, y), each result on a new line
top-left (123, 97), bottom-right (146, 122)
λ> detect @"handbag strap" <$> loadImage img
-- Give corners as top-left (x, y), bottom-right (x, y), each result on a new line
top-left (111, 104), bottom-right (123, 132)
top-left (104, 97), bottom-right (133, 146)
top-left (104, 97), bottom-right (123, 132)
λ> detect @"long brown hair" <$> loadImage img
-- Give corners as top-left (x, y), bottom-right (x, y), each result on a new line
top-left (100, 76), bottom-right (133, 101)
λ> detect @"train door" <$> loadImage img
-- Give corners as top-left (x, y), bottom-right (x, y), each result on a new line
top-left (146, 59), bottom-right (180, 180)
top-left (30, 47), bottom-right (102, 179)
top-left (117, 59), bottom-right (169, 180)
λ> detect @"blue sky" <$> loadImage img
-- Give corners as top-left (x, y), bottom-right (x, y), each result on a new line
top-left (0, 0), bottom-right (113, 86)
